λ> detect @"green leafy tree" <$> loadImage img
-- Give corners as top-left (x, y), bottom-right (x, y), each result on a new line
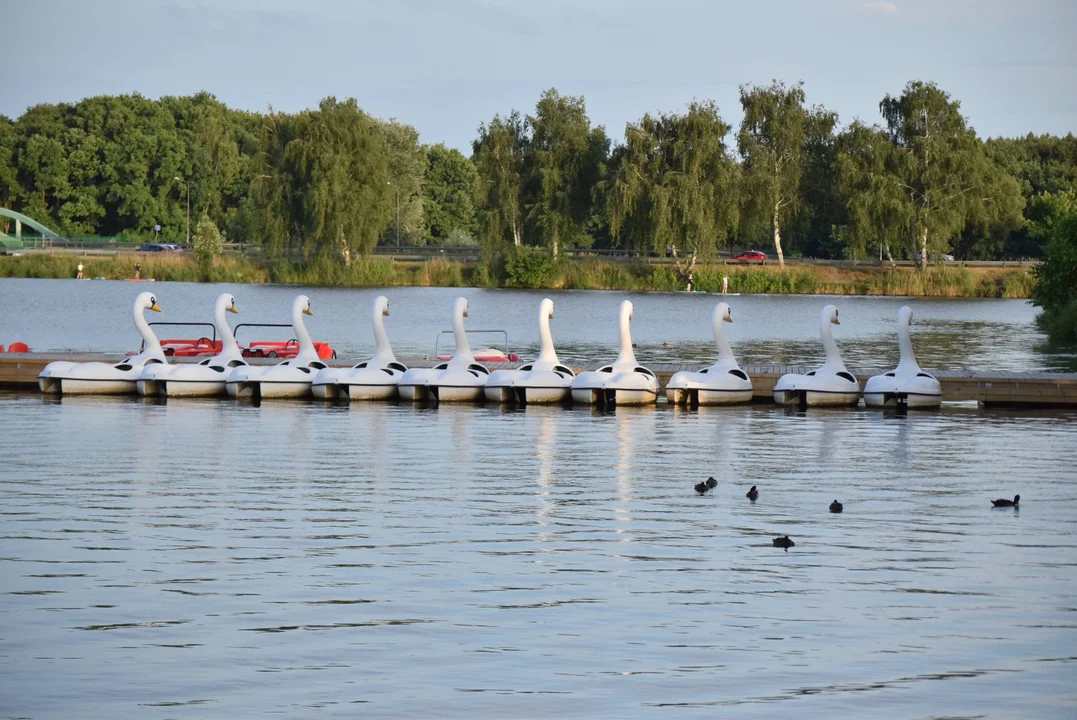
top-left (422, 144), bottom-right (478, 245)
top-left (737, 80), bottom-right (820, 268)
top-left (880, 81), bottom-right (993, 269)
top-left (192, 210), bottom-right (223, 268)
top-left (473, 111), bottom-right (529, 253)
top-left (984, 134), bottom-right (1077, 258)
top-left (951, 156), bottom-right (1025, 260)
top-left (250, 97), bottom-right (393, 264)
top-left (605, 101), bottom-right (740, 259)
top-left (792, 106), bottom-right (842, 259)
top-left (0, 116), bottom-right (21, 227)
top-left (526, 89), bottom-right (608, 256)
top-left (834, 121), bottom-right (907, 264)
top-left (1031, 211), bottom-right (1077, 344)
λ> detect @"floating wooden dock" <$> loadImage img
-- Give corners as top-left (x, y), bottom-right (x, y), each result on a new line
top-left (2, 353), bottom-right (1076, 407)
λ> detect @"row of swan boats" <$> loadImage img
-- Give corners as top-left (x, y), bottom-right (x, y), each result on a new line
top-left (37, 291), bottom-right (943, 408)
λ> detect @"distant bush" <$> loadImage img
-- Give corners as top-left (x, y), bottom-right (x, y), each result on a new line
top-left (505, 245), bottom-right (555, 288)
top-left (192, 212), bottom-right (223, 271)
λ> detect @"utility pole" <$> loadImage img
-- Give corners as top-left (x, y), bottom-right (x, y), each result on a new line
top-left (174, 176), bottom-right (190, 245)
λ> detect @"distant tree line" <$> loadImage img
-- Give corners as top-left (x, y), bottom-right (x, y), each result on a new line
top-left (1, 83), bottom-right (1075, 268)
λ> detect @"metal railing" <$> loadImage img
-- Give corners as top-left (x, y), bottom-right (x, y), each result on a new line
top-left (6, 236), bottom-right (1042, 267)
top-left (433, 330), bottom-right (510, 359)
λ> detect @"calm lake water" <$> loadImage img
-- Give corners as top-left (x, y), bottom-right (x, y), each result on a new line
top-left (2, 279), bottom-right (1077, 717)
top-left (1, 396), bottom-right (1076, 718)
top-left (1, 278), bottom-right (1075, 371)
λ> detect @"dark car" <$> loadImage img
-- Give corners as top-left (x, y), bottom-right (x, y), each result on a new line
top-left (730, 250), bottom-right (768, 265)
top-left (138, 244), bottom-right (169, 252)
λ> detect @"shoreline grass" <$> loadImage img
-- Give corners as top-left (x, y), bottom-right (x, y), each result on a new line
top-left (0, 253), bottom-right (1036, 299)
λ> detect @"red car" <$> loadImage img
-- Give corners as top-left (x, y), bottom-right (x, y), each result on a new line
top-left (730, 250), bottom-right (768, 265)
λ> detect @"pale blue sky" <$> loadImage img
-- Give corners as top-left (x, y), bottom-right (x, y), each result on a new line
top-left (3, 0), bottom-right (1075, 151)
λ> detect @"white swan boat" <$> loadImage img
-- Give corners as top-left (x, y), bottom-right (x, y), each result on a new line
top-left (773, 304), bottom-right (861, 407)
top-left (399, 297), bottom-right (490, 403)
top-left (485, 298), bottom-right (575, 404)
top-left (311, 295), bottom-right (408, 401)
top-left (136, 293), bottom-right (245, 397)
top-left (226, 295), bottom-right (326, 400)
top-left (570, 300), bottom-right (658, 406)
top-left (864, 306), bottom-right (942, 409)
top-left (39, 291), bottom-right (165, 395)
top-left (666, 302), bottom-right (754, 405)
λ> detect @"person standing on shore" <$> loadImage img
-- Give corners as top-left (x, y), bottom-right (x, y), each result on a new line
top-left (686, 272), bottom-right (694, 292)
top-left (76, 263), bottom-right (84, 280)
top-left (134, 262), bottom-right (141, 280)
top-left (722, 275), bottom-right (728, 294)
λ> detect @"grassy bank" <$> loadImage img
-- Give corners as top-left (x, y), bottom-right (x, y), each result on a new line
top-left (0, 253), bottom-right (1036, 299)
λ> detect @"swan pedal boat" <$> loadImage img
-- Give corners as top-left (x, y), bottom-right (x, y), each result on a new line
top-left (666, 302), bottom-right (753, 406)
top-left (772, 304), bottom-right (861, 407)
top-left (137, 293), bottom-right (246, 397)
top-left (39, 292), bottom-right (166, 395)
top-left (485, 298), bottom-right (575, 404)
top-left (570, 300), bottom-right (658, 407)
top-left (398, 297), bottom-right (490, 403)
top-left (226, 295), bottom-right (326, 400)
top-left (863, 306), bottom-right (942, 409)
top-left (311, 296), bottom-right (408, 401)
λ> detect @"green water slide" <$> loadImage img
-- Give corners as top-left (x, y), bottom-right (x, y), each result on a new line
top-left (0, 208), bottom-right (62, 249)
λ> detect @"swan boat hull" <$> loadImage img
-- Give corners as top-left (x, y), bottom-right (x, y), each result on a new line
top-left (311, 377), bottom-right (399, 401)
top-left (571, 368), bottom-right (658, 407)
top-left (429, 384), bottom-right (486, 403)
top-left (571, 387), bottom-right (658, 406)
top-left (227, 378), bottom-right (314, 400)
top-left (397, 367), bottom-right (440, 402)
top-left (484, 368), bottom-right (573, 405)
top-left (665, 367), bottom-right (754, 406)
top-left (42, 377), bottom-right (139, 395)
top-left (158, 379), bottom-right (229, 397)
top-left (311, 365), bottom-right (404, 401)
top-left (772, 385), bottom-right (861, 407)
top-left (485, 384), bottom-right (571, 405)
top-left (137, 363), bottom-right (238, 398)
top-left (667, 385), bottom-right (754, 405)
top-left (863, 375), bottom-right (943, 409)
top-left (863, 390), bottom-right (942, 409)
top-left (40, 360), bottom-right (160, 395)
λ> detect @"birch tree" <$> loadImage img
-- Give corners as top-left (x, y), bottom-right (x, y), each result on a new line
top-left (737, 81), bottom-right (816, 268)
top-left (527, 89), bottom-right (607, 257)
top-left (880, 81), bottom-right (985, 269)
top-left (473, 111), bottom-right (528, 253)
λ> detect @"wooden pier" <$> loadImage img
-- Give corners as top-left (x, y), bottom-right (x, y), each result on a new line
top-left (2, 353), bottom-right (1076, 407)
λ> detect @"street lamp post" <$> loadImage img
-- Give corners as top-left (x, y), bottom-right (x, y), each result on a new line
top-left (174, 176), bottom-right (190, 245)
top-left (387, 181), bottom-right (399, 244)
